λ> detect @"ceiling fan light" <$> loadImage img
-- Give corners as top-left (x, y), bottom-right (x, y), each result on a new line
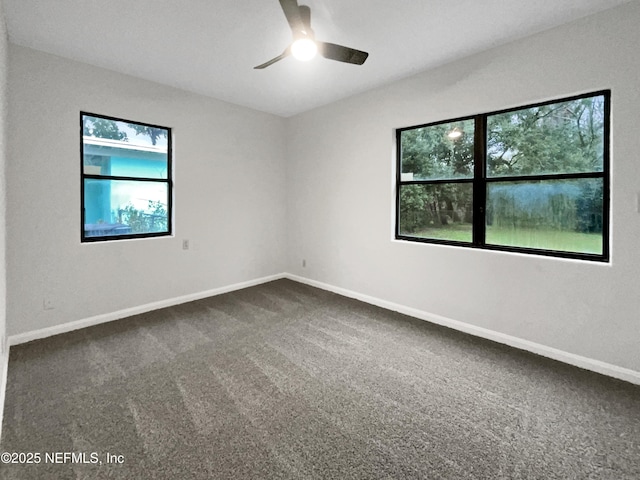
top-left (291, 38), bottom-right (318, 61)
top-left (447, 127), bottom-right (463, 139)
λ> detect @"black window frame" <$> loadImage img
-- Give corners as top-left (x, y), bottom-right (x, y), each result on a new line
top-left (80, 111), bottom-right (173, 243)
top-left (395, 90), bottom-right (610, 262)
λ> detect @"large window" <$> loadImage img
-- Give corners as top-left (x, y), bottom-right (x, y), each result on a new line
top-left (396, 91), bottom-right (610, 261)
top-left (81, 112), bottom-right (172, 242)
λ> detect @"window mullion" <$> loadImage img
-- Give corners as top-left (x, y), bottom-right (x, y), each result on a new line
top-left (485, 171), bottom-right (605, 183)
top-left (473, 115), bottom-right (487, 246)
top-left (82, 174), bottom-right (168, 183)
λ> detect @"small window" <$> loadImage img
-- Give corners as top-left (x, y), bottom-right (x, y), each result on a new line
top-left (396, 91), bottom-right (610, 261)
top-left (81, 113), bottom-right (172, 242)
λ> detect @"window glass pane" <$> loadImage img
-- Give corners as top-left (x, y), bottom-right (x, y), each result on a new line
top-left (84, 179), bottom-right (169, 237)
top-left (487, 95), bottom-right (605, 177)
top-left (400, 119), bottom-right (475, 181)
top-left (399, 183), bottom-right (473, 242)
top-left (82, 115), bottom-right (168, 179)
top-left (486, 178), bottom-right (603, 254)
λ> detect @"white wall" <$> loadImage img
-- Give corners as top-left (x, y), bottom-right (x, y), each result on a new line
top-left (0, 0), bottom-right (7, 350)
top-left (7, 46), bottom-right (287, 336)
top-left (286, 3), bottom-right (640, 372)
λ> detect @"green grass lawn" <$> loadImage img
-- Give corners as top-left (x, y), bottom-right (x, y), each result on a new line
top-left (411, 223), bottom-right (473, 242)
top-left (486, 226), bottom-right (602, 254)
top-left (409, 223), bottom-right (602, 254)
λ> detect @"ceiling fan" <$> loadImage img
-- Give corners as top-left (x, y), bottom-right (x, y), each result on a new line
top-left (254, 0), bottom-right (369, 69)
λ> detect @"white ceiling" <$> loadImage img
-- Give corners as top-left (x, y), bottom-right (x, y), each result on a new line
top-left (3, 0), bottom-right (632, 117)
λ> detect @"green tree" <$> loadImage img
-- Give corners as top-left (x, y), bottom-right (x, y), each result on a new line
top-left (485, 96), bottom-right (605, 234)
top-left (487, 97), bottom-right (604, 176)
top-left (118, 201), bottom-right (168, 233)
top-left (127, 124), bottom-right (167, 145)
top-left (400, 96), bottom-right (605, 238)
top-left (399, 120), bottom-right (474, 235)
top-left (83, 116), bottom-right (128, 141)
top-left (401, 121), bottom-right (474, 180)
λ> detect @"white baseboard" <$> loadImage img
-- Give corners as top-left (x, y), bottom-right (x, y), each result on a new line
top-left (285, 273), bottom-right (640, 386)
top-left (6, 271), bottom-right (640, 387)
top-left (8, 273), bottom-right (286, 347)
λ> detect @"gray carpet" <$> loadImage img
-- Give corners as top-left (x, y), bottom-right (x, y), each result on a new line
top-left (1, 279), bottom-right (639, 479)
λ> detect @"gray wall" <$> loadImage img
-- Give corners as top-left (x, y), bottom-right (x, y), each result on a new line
top-left (7, 46), bottom-right (287, 336)
top-left (285, 3), bottom-right (640, 372)
top-left (0, 0), bottom-right (7, 352)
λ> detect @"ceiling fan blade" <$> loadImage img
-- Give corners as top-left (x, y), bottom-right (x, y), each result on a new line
top-left (279, 0), bottom-right (305, 34)
top-left (318, 42), bottom-right (369, 65)
top-left (299, 5), bottom-right (312, 34)
top-left (254, 48), bottom-right (290, 69)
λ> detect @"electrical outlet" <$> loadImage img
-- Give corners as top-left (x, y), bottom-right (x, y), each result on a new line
top-left (182, 239), bottom-right (190, 250)
top-left (302, 259), bottom-right (306, 267)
